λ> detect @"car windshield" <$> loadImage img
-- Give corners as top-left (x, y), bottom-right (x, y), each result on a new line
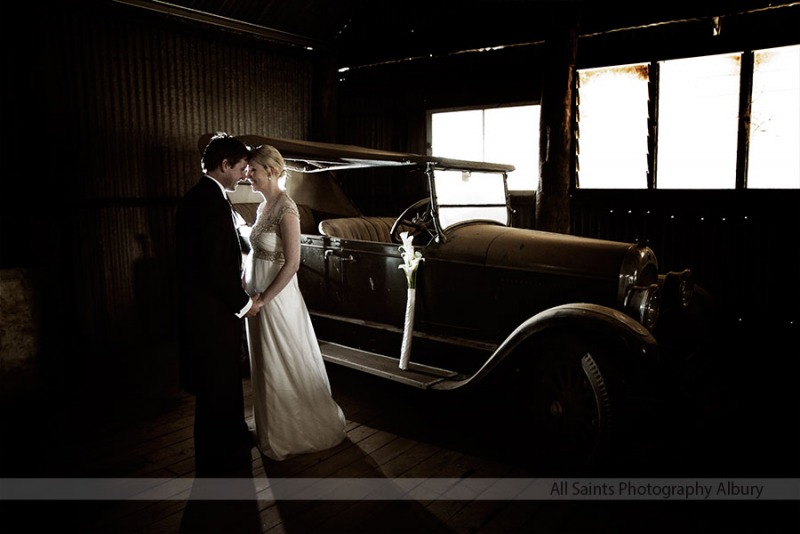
top-left (433, 169), bottom-right (510, 229)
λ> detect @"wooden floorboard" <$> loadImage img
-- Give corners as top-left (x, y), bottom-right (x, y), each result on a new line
top-left (2, 345), bottom-right (799, 533)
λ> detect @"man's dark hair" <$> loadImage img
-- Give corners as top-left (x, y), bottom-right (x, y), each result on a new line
top-left (201, 132), bottom-right (249, 173)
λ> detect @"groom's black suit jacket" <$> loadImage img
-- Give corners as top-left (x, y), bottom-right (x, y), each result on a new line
top-left (176, 175), bottom-right (250, 396)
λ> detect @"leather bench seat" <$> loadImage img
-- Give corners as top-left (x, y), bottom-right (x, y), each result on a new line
top-left (318, 216), bottom-right (404, 243)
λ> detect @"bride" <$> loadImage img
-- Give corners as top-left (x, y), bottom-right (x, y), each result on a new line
top-left (242, 144), bottom-right (347, 461)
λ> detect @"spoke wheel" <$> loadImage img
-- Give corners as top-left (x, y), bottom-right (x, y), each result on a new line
top-left (511, 334), bottom-right (620, 470)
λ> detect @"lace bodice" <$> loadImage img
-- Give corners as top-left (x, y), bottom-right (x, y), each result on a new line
top-left (249, 193), bottom-right (300, 262)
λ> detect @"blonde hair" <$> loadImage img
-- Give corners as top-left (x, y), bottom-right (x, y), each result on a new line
top-left (248, 144), bottom-right (286, 179)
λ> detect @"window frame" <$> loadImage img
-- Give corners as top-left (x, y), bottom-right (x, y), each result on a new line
top-left (574, 44), bottom-right (799, 190)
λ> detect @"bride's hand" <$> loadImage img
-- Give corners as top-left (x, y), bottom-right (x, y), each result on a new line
top-left (246, 293), bottom-right (262, 317)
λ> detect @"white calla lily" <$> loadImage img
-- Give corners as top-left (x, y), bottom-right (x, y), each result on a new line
top-left (398, 231), bottom-right (424, 369)
top-left (398, 231), bottom-right (424, 289)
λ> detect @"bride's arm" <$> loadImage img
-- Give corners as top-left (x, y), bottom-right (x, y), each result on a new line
top-left (258, 211), bottom-right (301, 306)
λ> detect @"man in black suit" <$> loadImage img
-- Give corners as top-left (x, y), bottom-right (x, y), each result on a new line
top-left (176, 132), bottom-right (262, 475)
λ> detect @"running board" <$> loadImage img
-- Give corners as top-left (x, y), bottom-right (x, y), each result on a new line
top-left (319, 340), bottom-right (466, 389)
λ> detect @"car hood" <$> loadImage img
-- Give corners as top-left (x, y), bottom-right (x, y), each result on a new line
top-left (427, 223), bottom-right (639, 281)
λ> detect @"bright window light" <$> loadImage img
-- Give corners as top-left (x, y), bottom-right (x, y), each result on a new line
top-left (432, 109), bottom-right (483, 162)
top-left (748, 44), bottom-right (800, 189)
top-left (576, 63), bottom-right (650, 189)
top-left (431, 105), bottom-right (540, 191)
top-left (657, 53), bottom-right (741, 189)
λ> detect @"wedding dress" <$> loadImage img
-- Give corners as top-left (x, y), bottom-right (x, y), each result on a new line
top-left (243, 193), bottom-right (346, 461)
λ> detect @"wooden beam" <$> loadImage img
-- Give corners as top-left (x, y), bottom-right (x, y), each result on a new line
top-left (536, 6), bottom-right (578, 234)
top-left (112, 0), bottom-right (328, 50)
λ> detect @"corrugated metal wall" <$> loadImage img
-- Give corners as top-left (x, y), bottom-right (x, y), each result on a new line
top-left (28, 4), bottom-right (315, 371)
top-left (571, 190), bottom-right (800, 328)
top-left (8, 2), bottom-right (798, 387)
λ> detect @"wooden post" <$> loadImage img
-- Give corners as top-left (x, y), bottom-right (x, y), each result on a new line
top-left (536, 6), bottom-right (579, 234)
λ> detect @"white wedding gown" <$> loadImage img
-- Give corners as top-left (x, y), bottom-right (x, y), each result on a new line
top-left (243, 194), bottom-right (346, 461)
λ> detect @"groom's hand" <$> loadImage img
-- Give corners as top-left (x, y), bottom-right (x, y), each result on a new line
top-left (245, 293), bottom-right (262, 317)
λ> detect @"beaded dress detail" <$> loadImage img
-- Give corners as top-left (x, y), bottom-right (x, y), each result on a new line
top-left (249, 192), bottom-right (298, 262)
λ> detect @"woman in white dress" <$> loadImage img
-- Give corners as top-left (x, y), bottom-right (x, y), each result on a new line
top-left (243, 144), bottom-right (347, 461)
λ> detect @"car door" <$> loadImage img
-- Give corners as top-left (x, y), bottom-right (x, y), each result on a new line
top-left (335, 239), bottom-right (407, 326)
top-left (298, 235), bottom-right (344, 315)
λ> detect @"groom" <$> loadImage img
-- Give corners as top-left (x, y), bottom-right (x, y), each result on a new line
top-left (176, 132), bottom-right (261, 474)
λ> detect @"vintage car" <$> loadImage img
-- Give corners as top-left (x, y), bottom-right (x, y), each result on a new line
top-left (210, 134), bottom-right (703, 466)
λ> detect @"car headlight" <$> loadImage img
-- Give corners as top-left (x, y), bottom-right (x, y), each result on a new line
top-left (661, 269), bottom-right (694, 309)
top-left (624, 283), bottom-right (661, 331)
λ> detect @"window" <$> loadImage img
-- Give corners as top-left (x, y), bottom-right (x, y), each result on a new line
top-left (748, 45), bottom-right (800, 188)
top-left (576, 63), bottom-right (650, 189)
top-left (430, 105), bottom-right (540, 191)
top-left (657, 53), bottom-right (741, 189)
top-left (576, 44), bottom-right (800, 190)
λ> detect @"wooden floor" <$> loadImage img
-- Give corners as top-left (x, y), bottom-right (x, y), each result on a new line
top-left (1, 331), bottom-right (799, 533)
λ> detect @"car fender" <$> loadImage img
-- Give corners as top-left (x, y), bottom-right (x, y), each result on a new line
top-left (455, 302), bottom-right (661, 390)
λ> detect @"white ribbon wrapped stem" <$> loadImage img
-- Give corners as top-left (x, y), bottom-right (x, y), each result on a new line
top-left (399, 287), bottom-right (416, 370)
top-left (398, 231), bottom-right (423, 370)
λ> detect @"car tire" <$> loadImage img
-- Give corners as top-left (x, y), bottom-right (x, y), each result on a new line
top-left (507, 331), bottom-right (624, 472)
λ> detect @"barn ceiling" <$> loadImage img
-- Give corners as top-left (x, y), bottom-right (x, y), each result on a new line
top-left (116, 0), bottom-right (797, 68)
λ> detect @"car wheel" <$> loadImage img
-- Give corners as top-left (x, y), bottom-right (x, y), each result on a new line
top-left (510, 333), bottom-right (621, 470)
